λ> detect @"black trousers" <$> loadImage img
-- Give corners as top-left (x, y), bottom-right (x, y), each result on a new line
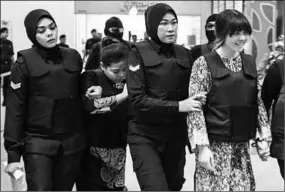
top-left (128, 135), bottom-right (186, 191)
top-left (277, 159), bottom-right (284, 179)
top-left (76, 147), bottom-right (93, 191)
top-left (23, 148), bottom-right (82, 191)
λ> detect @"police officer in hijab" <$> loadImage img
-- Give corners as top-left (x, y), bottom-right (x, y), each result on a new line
top-left (85, 16), bottom-right (131, 70)
top-left (191, 14), bottom-right (218, 61)
top-left (126, 3), bottom-right (206, 191)
top-left (4, 9), bottom-right (85, 190)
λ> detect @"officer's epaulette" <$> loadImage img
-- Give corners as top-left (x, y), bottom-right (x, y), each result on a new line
top-left (128, 47), bottom-right (141, 68)
top-left (16, 57), bottom-right (25, 65)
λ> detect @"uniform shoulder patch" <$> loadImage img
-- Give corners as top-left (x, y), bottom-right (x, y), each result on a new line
top-left (16, 57), bottom-right (25, 65)
top-left (129, 64), bottom-right (140, 72)
top-left (10, 81), bottom-right (21, 90)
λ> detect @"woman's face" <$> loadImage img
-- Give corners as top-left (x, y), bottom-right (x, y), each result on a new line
top-left (101, 60), bottom-right (127, 84)
top-left (35, 18), bottom-right (58, 48)
top-left (224, 31), bottom-right (250, 53)
top-left (157, 12), bottom-right (178, 44)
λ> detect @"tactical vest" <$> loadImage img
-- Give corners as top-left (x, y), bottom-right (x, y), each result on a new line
top-left (201, 43), bottom-right (212, 56)
top-left (133, 41), bottom-right (191, 126)
top-left (271, 59), bottom-right (284, 159)
top-left (204, 51), bottom-right (258, 142)
top-left (18, 47), bottom-right (83, 135)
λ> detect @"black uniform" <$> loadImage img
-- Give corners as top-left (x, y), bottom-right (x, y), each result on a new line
top-left (77, 70), bottom-right (129, 190)
top-left (262, 58), bottom-right (284, 178)
top-left (127, 39), bottom-right (192, 190)
top-left (85, 38), bottom-right (131, 70)
top-left (126, 4), bottom-right (194, 190)
top-left (58, 42), bottom-right (69, 48)
top-left (190, 43), bottom-right (212, 62)
top-left (190, 14), bottom-right (218, 62)
top-left (85, 37), bottom-right (101, 56)
top-left (0, 37), bottom-right (14, 106)
top-left (3, 9), bottom-right (85, 191)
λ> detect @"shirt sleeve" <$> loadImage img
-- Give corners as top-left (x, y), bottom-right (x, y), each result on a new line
top-left (126, 48), bottom-right (179, 116)
top-left (4, 56), bottom-right (28, 163)
top-left (80, 71), bottom-right (116, 113)
top-left (187, 56), bottom-right (212, 151)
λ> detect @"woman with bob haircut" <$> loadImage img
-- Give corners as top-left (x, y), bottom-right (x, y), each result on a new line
top-left (187, 9), bottom-right (271, 191)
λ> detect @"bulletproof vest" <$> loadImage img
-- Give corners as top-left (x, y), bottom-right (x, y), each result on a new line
top-left (133, 41), bottom-right (191, 126)
top-left (18, 47), bottom-right (83, 134)
top-left (201, 43), bottom-right (212, 56)
top-left (204, 51), bottom-right (258, 142)
top-left (271, 59), bottom-right (284, 137)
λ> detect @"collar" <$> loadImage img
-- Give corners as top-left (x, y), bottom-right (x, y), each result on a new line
top-left (149, 39), bottom-right (174, 56)
top-left (149, 39), bottom-right (160, 53)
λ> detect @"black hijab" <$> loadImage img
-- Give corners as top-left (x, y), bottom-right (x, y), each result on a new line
top-left (145, 3), bottom-right (178, 45)
top-left (104, 17), bottom-right (124, 40)
top-left (205, 14), bottom-right (218, 43)
top-left (24, 9), bottom-right (61, 61)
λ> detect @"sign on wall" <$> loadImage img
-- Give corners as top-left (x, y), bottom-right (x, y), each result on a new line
top-left (120, 1), bottom-right (156, 13)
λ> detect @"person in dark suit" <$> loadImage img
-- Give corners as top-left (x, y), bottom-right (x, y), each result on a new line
top-left (0, 27), bottom-right (14, 106)
top-left (58, 34), bottom-right (69, 48)
top-left (84, 17), bottom-right (131, 70)
top-left (190, 14), bottom-right (218, 62)
top-left (84, 29), bottom-right (101, 60)
top-left (4, 9), bottom-right (85, 191)
top-left (262, 58), bottom-right (284, 179)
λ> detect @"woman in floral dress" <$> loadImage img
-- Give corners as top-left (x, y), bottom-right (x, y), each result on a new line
top-left (187, 9), bottom-right (272, 191)
top-left (79, 42), bottom-right (130, 191)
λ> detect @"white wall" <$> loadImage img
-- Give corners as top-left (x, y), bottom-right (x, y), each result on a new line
top-left (1, 1), bottom-right (76, 55)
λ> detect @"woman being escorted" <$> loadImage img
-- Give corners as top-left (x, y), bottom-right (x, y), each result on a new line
top-left (187, 9), bottom-right (271, 191)
top-left (80, 42), bottom-right (130, 191)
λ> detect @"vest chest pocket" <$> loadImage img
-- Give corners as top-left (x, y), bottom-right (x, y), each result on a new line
top-left (144, 62), bottom-right (165, 87)
top-left (27, 95), bottom-right (54, 130)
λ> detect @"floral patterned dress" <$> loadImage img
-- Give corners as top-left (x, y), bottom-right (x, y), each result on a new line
top-left (88, 95), bottom-right (127, 190)
top-left (81, 69), bottom-right (128, 190)
top-left (89, 146), bottom-right (126, 189)
top-left (187, 53), bottom-right (271, 191)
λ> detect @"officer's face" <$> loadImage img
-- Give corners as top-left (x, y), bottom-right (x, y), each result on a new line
top-left (157, 13), bottom-right (178, 44)
top-left (101, 60), bottom-right (127, 84)
top-left (35, 18), bottom-right (58, 48)
top-left (224, 30), bottom-right (250, 53)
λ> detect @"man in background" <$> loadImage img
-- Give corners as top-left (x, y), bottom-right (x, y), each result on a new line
top-left (131, 34), bottom-right (137, 43)
top-left (0, 27), bottom-right (14, 106)
top-left (84, 29), bottom-right (101, 60)
top-left (58, 34), bottom-right (69, 48)
top-left (84, 17), bottom-right (131, 70)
